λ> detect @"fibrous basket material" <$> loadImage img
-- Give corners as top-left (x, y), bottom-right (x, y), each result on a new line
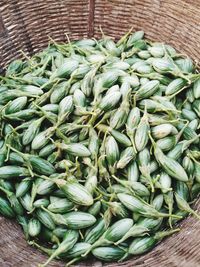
top-left (0, 1), bottom-right (200, 266)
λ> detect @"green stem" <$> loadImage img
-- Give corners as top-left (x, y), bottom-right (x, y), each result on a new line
top-left (0, 186), bottom-right (12, 197)
top-left (117, 26), bottom-right (133, 47)
top-left (28, 241), bottom-right (54, 256)
top-left (65, 257), bottom-right (81, 266)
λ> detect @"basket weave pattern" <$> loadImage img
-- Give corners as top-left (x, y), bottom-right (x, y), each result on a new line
top-left (0, 1), bottom-right (200, 266)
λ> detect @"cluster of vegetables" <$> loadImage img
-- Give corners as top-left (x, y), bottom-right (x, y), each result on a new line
top-left (0, 30), bottom-right (200, 266)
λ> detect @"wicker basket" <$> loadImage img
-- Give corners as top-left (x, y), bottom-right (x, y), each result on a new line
top-left (0, 1), bottom-right (200, 266)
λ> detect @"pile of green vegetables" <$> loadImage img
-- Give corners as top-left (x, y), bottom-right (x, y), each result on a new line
top-left (0, 30), bottom-right (200, 266)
